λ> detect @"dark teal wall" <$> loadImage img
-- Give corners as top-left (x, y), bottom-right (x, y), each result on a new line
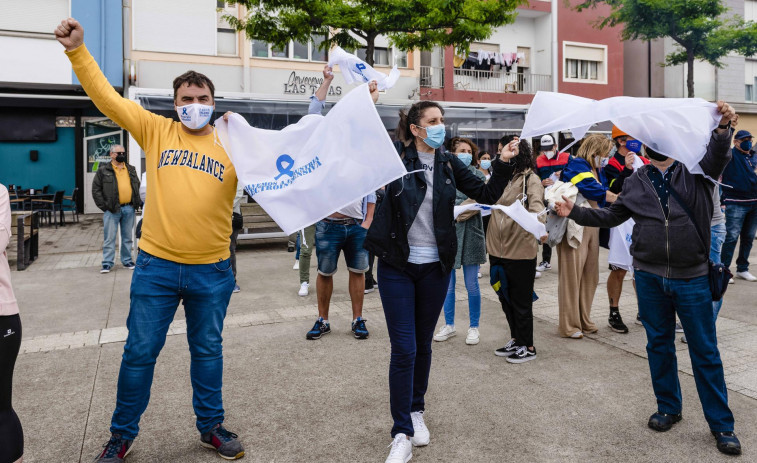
top-left (0, 127), bottom-right (76, 194)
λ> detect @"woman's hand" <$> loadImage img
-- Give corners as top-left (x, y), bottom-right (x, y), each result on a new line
top-left (605, 191), bottom-right (618, 203)
top-left (499, 137), bottom-right (519, 162)
top-left (542, 178), bottom-right (554, 187)
top-left (539, 233), bottom-right (549, 244)
top-left (323, 65), bottom-right (334, 81)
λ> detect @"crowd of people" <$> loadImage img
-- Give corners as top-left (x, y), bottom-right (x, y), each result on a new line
top-left (0, 16), bottom-right (754, 463)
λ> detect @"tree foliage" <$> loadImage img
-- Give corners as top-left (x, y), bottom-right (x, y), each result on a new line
top-left (575, 0), bottom-right (757, 97)
top-left (225, 0), bottom-right (525, 66)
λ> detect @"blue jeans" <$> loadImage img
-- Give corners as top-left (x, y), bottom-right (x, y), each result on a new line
top-left (110, 251), bottom-right (235, 439)
top-left (442, 264), bottom-right (481, 328)
top-left (378, 260), bottom-right (451, 437)
top-left (721, 203), bottom-right (757, 273)
top-left (710, 222), bottom-right (727, 317)
top-left (315, 220), bottom-right (369, 275)
top-left (103, 205), bottom-right (135, 267)
top-left (634, 270), bottom-right (734, 432)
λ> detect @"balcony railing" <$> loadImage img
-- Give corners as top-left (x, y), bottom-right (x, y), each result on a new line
top-left (420, 66), bottom-right (551, 94)
top-left (420, 66), bottom-right (444, 89)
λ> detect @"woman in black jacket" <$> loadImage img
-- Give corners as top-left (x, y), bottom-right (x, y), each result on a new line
top-left (364, 100), bottom-right (516, 462)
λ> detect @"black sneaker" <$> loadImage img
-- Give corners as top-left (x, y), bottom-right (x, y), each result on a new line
top-left (200, 423), bottom-right (245, 460)
top-left (352, 317), bottom-right (369, 339)
top-left (712, 431), bottom-right (742, 455)
top-left (608, 311), bottom-right (629, 333)
top-left (364, 278), bottom-right (375, 294)
top-left (506, 346), bottom-right (536, 364)
top-left (306, 318), bottom-right (331, 340)
top-left (647, 411), bottom-right (682, 432)
top-left (93, 433), bottom-right (134, 462)
top-left (495, 339), bottom-right (518, 357)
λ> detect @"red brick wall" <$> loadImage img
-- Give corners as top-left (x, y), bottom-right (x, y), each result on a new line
top-left (558, 0), bottom-right (624, 99)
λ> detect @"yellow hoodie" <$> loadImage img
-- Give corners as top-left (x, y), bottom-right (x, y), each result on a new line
top-left (66, 45), bottom-right (237, 264)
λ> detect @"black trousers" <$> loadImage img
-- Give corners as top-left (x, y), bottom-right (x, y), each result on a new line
top-left (491, 257), bottom-right (536, 347)
top-left (542, 243), bottom-right (552, 264)
top-left (0, 314), bottom-right (23, 463)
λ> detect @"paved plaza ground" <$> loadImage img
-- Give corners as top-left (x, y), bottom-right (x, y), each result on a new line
top-left (8, 215), bottom-right (757, 462)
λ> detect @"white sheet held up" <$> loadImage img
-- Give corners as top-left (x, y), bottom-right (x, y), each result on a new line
top-left (328, 46), bottom-right (400, 91)
top-left (521, 92), bottom-right (722, 175)
top-left (454, 202), bottom-right (546, 240)
top-left (215, 84), bottom-right (406, 235)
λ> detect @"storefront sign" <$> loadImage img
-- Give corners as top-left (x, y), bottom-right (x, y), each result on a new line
top-left (283, 71), bottom-right (342, 96)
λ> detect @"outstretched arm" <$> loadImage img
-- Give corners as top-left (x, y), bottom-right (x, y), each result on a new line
top-left (55, 18), bottom-right (162, 147)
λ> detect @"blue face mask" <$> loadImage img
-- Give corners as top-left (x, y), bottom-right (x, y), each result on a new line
top-left (457, 153), bottom-right (473, 166)
top-left (420, 124), bottom-right (446, 149)
top-left (480, 159), bottom-right (492, 170)
top-left (740, 140), bottom-right (753, 152)
top-left (625, 139), bottom-right (642, 153)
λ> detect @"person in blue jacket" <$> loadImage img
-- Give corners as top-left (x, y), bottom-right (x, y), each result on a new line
top-left (720, 129), bottom-right (757, 282)
top-left (555, 134), bottom-right (617, 339)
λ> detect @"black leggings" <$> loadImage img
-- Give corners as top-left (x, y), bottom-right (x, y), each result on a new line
top-left (0, 314), bottom-right (23, 463)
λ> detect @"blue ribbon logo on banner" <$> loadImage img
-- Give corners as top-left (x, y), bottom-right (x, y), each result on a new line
top-left (355, 63), bottom-right (369, 82)
top-left (274, 154), bottom-right (296, 180)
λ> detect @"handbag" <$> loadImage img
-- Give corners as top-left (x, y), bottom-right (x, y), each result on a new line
top-left (668, 186), bottom-right (732, 301)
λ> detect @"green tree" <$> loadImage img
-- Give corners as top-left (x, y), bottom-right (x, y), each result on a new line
top-left (224, 0), bottom-right (524, 67)
top-left (575, 0), bottom-right (757, 97)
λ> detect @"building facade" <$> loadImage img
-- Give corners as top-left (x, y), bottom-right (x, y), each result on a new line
top-left (419, 0), bottom-right (624, 152)
top-left (0, 0), bottom-right (123, 213)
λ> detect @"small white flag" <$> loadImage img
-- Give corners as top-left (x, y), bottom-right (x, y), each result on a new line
top-left (328, 46), bottom-right (400, 90)
top-left (454, 202), bottom-right (546, 240)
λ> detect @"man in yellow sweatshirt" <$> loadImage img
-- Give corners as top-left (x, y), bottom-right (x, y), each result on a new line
top-left (56, 18), bottom-right (244, 462)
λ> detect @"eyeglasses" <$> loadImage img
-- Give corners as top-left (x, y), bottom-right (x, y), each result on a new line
top-left (112, 151), bottom-right (126, 154)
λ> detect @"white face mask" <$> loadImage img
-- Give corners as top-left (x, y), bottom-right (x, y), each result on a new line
top-left (176, 103), bottom-right (214, 130)
top-left (593, 155), bottom-right (604, 168)
top-left (544, 150), bottom-right (556, 160)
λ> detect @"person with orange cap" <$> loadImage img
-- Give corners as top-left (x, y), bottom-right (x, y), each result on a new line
top-left (601, 126), bottom-right (649, 334)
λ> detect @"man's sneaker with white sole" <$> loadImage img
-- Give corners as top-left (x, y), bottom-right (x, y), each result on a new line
top-left (736, 271), bottom-right (757, 282)
top-left (536, 261), bottom-right (552, 272)
top-left (410, 411), bottom-right (430, 446)
top-left (465, 327), bottom-right (480, 345)
top-left (495, 339), bottom-right (518, 357)
top-left (433, 324), bottom-right (456, 342)
top-left (200, 424), bottom-right (245, 460)
top-left (506, 346), bottom-right (537, 364)
top-left (385, 434), bottom-right (413, 463)
top-left (298, 282), bottom-right (309, 296)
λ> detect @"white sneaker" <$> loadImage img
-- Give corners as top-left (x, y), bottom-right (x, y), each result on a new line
top-left (465, 327), bottom-right (480, 345)
top-left (293, 260), bottom-right (299, 270)
top-left (433, 324), bottom-right (456, 342)
top-left (386, 434), bottom-right (412, 463)
top-left (410, 411), bottom-right (430, 447)
top-left (735, 271), bottom-right (757, 282)
top-left (477, 272), bottom-right (482, 279)
top-left (298, 282), bottom-right (309, 296)
top-left (536, 261), bottom-right (552, 272)
top-left (729, 278), bottom-right (734, 284)
top-left (534, 271), bottom-right (542, 279)
top-left (570, 331), bottom-right (584, 339)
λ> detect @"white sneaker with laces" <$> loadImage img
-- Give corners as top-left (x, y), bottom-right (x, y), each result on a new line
top-left (433, 324), bottom-right (456, 342)
top-left (735, 271), bottom-right (757, 282)
top-left (729, 277), bottom-right (734, 284)
top-left (386, 434), bottom-right (412, 463)
top-left (293, 260), bottom-right (299, 270)
top-left (410, 411), bottom-right (430, 447)
top-left (534, 271), bottom-right (542, 279)
top-left (536, 261), bottom-right (552, 272)
top-left (465, 327), bottom-right (480, 345)
top-left (477, 272), bottom-right (482, 279)
top-left (298, 282), bottom-right (309, 296)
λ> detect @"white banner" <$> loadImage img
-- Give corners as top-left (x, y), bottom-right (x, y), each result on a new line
top-left (454, 202), bottom-right (546, 240)
top-left (215, 84), bottom-right (407, 235)
top-left (521, 92), bottom-right (721, 175)
top-left (608, 218), bottom-right (635, 272)
top-left (328, 46), bottom-right (400, 91)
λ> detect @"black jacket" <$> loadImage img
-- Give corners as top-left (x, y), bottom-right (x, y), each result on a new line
top-left (92, 162), bottom-right (141, 213)
top-left (569, 129), bottom-right (733, 279)
top-left (364, 143), bottom-right (514, 273)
